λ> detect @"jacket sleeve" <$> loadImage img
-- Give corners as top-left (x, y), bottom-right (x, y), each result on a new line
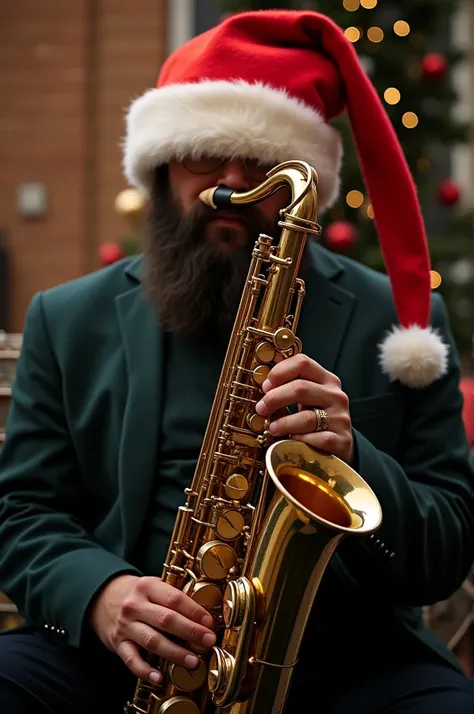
top-left (0, 293), bottom-right (141, 648)
top-left (333, 295), bottom-right (474, 606)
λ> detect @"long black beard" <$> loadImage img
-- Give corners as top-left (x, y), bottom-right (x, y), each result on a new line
top-left (144, 168), bottom-right (275, 338)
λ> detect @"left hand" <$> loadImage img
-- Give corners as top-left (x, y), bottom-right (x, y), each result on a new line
top-left (255, 353), bottom-right (354, 465)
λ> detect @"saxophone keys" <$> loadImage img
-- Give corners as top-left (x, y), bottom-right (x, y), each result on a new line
top-left (225, 473), bottom-right (249, 500)
top-left (182, 582), bottom-right (222, 654)
top-left (273, 327), bottom-right (294, 351)
top-left (252, 365), bottom-right (270, 385)
top-left (208, 647), bottom-right (234, 696)
top-left (183, 581), bottom-right (222, 610)
top-left (222, 579), bottom-right (247, 629)
top-left (255, 341), bottom-right (275, 364)
top-left (154, 696), bottom-right (200, 714)
top-left (247, 413), bottom-right (266, 433)
top-left (215, 509), bottom-right (245, 541)
top-left (169, 660), bottom-right (207, 692)
top-left (196, 541), bottom-right (238, 581)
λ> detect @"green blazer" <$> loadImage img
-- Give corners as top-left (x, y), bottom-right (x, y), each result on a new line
top-left (0, 244), bottom-right (473, 672)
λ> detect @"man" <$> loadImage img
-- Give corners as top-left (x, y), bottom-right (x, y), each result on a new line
top-left (1, 9), bottom-right (474, 714)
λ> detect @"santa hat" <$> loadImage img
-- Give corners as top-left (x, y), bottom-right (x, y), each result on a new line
top-left (123, 10), bottom-right (449, 389)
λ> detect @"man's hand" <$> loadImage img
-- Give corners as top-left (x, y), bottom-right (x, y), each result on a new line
top-left (89, 574), bottom-right (215, 685)
top-left (255, 353), bottom-right (354, 465)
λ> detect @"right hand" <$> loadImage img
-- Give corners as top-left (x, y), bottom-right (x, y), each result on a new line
top-left (89, 574), bottom-right (216, 685)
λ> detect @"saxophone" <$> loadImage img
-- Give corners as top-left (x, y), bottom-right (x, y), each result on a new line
top-left (125, 161), bottom-right (383, 714)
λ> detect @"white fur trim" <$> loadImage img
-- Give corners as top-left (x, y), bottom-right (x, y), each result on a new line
top-left (123, 80), bottom-right (342, 211)
top-left (379, 325), bottom-right (449, 389)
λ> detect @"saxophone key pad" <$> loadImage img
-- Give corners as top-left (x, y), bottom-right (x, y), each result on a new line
top-left (196, 541), bottom-right (238, 581)
top-left (183, 581), bottom-right (223, 610)
top-left (273, 327), bottom-right (294, 351)
top-left (247, 413), bottom-right (267, 433)
top-left (224, 473), bottom-right (249, 500)
top-left (215, 509), bottom-right (245, 541)
top-left (156, 696), bottom-right (200, 714)
top-left (169, 660), bottom-right (207, 692)
top-left (255, 341), bottom-right (275, 364)
top-left (252, 365), bottom-right (270, 385)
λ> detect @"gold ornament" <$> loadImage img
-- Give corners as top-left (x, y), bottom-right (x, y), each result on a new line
top-left (115, 188), bottom-right (146, 223)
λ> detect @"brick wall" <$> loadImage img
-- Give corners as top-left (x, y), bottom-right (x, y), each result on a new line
top-left (0, 0), bottom-right (167, 331)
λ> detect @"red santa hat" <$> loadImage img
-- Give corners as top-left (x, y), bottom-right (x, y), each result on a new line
top-left (123, 10), bottom-right (449, 389)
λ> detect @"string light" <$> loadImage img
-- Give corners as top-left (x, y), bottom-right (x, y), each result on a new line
top-left (361, 0), bottom-right (377, 7)
top-left (346, 190), bottom-right (364, 208)
top-left (367, 204), bottom-right (375, 219)
top-left (394, 20), bottom-right (410, 37)
top-left (367, 27), bottom-right (384, 43)
top-left (402, 111), bottom-right (419, 128)
top-left (345, 26), bottom-right (362, 42)
top-left (384, 88), bottom-right (401, 105)
top-left (343, 0), bottom-right (360, 10)
top-left (430, 271), bottom-right (442, 289)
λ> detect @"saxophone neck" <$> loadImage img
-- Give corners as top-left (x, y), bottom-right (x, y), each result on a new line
top-left (199, 160), bottom-right (321, 233)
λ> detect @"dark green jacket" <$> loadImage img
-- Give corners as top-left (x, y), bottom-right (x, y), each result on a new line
top-left (0, 244), bottom-right (473, 671)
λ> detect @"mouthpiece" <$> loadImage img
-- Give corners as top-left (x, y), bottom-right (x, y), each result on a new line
top-left (199, 186), bottom-right (235, 209)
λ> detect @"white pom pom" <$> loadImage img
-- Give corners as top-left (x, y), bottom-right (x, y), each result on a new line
top-left (378, 325), bottom-right (449, 388)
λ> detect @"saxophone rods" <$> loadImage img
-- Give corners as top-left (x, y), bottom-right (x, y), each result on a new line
top-left (125, 161), bottom-right (383, 714)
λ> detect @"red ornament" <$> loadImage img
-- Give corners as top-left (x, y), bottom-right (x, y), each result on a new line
top-left (421, 53), bottom-right (448, 81)
top-left (99, 241), bottom-right (125, 266)
top-left (438, 178), bottom-right (461, 207)
top-left (325, 221), bottom-right (358, 251)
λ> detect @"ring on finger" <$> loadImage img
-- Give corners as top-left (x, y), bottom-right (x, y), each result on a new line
top-left (314, 407), bottom-right (329, 432)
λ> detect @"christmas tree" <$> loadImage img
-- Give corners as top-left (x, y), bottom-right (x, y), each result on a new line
top-left (219, 0), bottom-right (474, 357)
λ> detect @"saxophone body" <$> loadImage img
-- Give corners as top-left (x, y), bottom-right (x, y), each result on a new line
top-left (125, 161), bottom-right (383, 714)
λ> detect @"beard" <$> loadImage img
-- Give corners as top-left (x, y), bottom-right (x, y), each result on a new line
top-left (144, 167), bottom-right (276, 338)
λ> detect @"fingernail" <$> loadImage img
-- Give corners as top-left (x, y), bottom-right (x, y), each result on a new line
top-left (149, 671), bottom-right (162, 684)
top-left (202, 632), bottom-right (216, 647)
top-left (262, 379), bottom-right (272, 392)
top-left (255, 400), bottom-right (267, 415)
top-left (269, 422), bottom-right (277, 434)
top-left (185, 654), bottom-right (200, 669)
top-left (201, 614), bottom-right (213, 628)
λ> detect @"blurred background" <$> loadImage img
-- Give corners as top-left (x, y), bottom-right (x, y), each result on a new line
top-left (0, 0), bottom-right (473, 667)
top-left (0, 0), bottom-right (472, 351)
top-left (1, 0), bottom-right (472, 442)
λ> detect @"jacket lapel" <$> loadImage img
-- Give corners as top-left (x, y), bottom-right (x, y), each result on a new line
top-left (115, 257), bottom-right (164, 557)
top-left (297, 243), bottom-right (356, 375)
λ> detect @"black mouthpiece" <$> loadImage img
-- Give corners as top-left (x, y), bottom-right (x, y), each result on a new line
top-left (212, 186), bottom-right (235, 208)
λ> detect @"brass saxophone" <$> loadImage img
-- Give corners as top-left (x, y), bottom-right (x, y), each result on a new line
top-left (125, 161), bottom-right (383, 714)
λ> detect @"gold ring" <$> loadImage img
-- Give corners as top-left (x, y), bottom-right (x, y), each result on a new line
top-left (314, 408), bottom-right (329, 432)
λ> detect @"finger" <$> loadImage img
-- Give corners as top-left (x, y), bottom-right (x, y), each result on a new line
top-left (263, 354), bottom-right (335, 393)
top-left (291, 431), bottom-right (353, 464)
top-left (256, 380), bottom-right (330, 417)
top-left (141, 578), bottom-right (214, 628)
top-left (142, 604), bottom-right (216, 649)
top-left (269, 408), bottom-right (321, 436)
top-left (117, 639), bottom-right (162, 684)
top-left (134, 623), bottom-right (202, 669)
